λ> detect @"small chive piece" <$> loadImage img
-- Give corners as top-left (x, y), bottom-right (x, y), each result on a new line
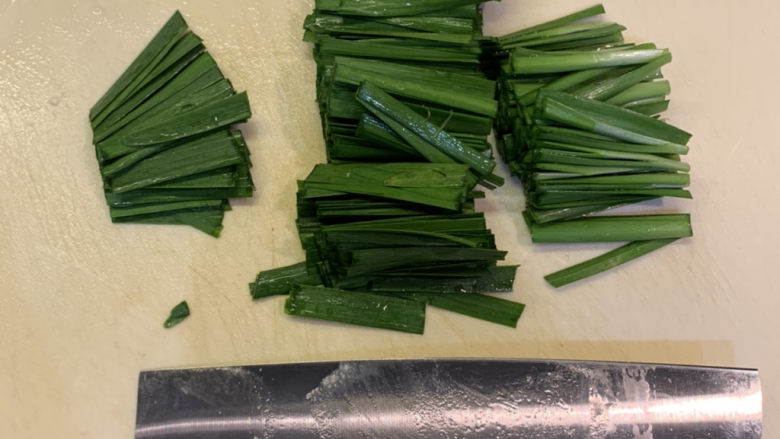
top-left (544, 238), bottom-right (679, 287)
top-left (285, 286), bottom-right (426, 334)
top-left (163, 301), bottom-right (190, 328)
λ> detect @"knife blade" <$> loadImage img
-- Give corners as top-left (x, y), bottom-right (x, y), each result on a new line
top-left (135, 359), bottom-right (761, 438)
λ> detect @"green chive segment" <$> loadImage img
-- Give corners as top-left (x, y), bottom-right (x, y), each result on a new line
top-left (285, 285), bottom-right (426, 334)
top-left (544, 238), bottom-right (679, 288)
top-left (163, 300), bottom-right (190, 328)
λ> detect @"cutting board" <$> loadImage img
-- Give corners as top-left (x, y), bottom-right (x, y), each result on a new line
top-left (1, 1), bottom-right (778, 437)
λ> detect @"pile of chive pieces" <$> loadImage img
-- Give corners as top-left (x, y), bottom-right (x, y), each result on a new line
top-left (249, 0), bottom-right (527, 334)
top-left (89, 11), bottom-right (254, 237)
top-left (487, 4), bottom-right (693, 287)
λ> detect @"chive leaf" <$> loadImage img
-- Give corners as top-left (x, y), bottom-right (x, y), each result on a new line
top-left (163, 300), bottom-right (190, 328)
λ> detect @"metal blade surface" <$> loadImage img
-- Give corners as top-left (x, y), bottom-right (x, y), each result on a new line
top-left (136, 359), bottom-right (761, 438)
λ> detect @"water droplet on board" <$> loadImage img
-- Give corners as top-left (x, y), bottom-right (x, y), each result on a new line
top-left (49, 97), bottom-right (60, 106)
top-left (92, 8), bottom-right (102, 16)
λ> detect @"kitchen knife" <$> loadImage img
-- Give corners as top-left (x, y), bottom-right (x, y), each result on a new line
top-left (136, 359), bottom-right (761, 438)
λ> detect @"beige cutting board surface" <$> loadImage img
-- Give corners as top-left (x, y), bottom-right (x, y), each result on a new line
top-left (1, 0), bottom-right (778, 437)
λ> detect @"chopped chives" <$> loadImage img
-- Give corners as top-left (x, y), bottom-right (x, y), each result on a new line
top-left (252, 0), bottom-right (525, 336)
top-left (90, 12), bottom-right (254, 236)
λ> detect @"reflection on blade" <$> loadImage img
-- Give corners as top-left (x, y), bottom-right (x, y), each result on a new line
top-left (136, 359), bottom-right (761, 438)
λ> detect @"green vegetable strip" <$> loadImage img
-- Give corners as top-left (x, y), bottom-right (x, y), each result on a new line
top-left (299, 163), bottom-right (472, 211)
top-left (330, 227), bottom-right (481, 247)
top-left (356, 82), bottom-right (501, 183)
top-left (518, 67), bottom-right (611, 106)
top-left (95, 63), bottom-right (228, 160)
top-left (92, 26), bottom-right (189, 129)
top-left (323, 230), bottom-right (486, 250)
top-left (305, 14), bottom-right (475, 44)
top-left (532, 165), bottom-right (642, 177)
top-left (250, 262), bottom-right (323, 299)
top-left (315, 0), bottom-right (482, 17)
top-left (536, 173), bottom-right (689, 188)
top-left (305, 162), bottom-right (474, 189)
top-left (537, 89), bottom-right (692, 145)
top-left (105, 189), bottom-right (241, 207)
top-left (625, 100), bottom-right (670, 116)
top-left (534, 126), bottom-right (688, 155)
top-left (93, 50), bottom-right (218, 143)
top-left (530, 33), bottom-right (624, 52)
top-left (335, 57), bottom-right (495, 95)
top-left (141, 31), bottom-right (204, 84)
top-left (498, 4), bottom-right (606, 44)
top-left (544, 238), bottom-right (679, 287)
top-left (530, 214), bottom-right (692, 243)
top-left (370, 265), bottom-right (518, 294)
top-left (356, 115), bottom-right (425, 156)
top-left (409, 293), bottom-right (525, 328)
top-left (109, 199), bottom-right (224, 219)
top-left (163, 300), bottom-right (190, 328)
top-left (378, 99), bottom-right (492, 135)
top-left (530, 143), bottom-right (689, 172)
top-left (334, 59), bottom-right (497, 117)
top-left (511, 49), bottom-right (666, 75)
top-left (284, 285), bottom-right (426, 334)
top-left (93, 36), bottom-right (205, 140)
top-left (90, 11), bottom-right (188, 120)
top-left (110, 131), bottom-right (243, 193)
top-left (504, 22), bottom-right (618, 45)
top-left (575, 52), bottom-right (672, 101)
top-left (302, 182), bottom-right (464, 211)
top-left (602, 80), bottom-right (670, 106)
top-left (121, 91), bottom-right (251, 146)
top-left (329, 137), bottom-right (419, 162)
top-left (127, 208), bottom-right (226, 237)
top-left (524, 195), bottom-right (659, 210)
top-left (510, 23), bottom-right (626, 50)
top-left (317, 38), bottom-right (479, 64)
top-left (378, 16), bottom-right (477, 34)
top-left (531, 190), bottom-right (691, 208)
top-left (371, 112), bottom-right (457, 165)
top-left (324, 214), bottom-right (486, 233)
top-left (528, 155), bottom-right (687, 174)
top-left (149, 169), bottom-right (237, 189)
top-left (415, 5), bottom-right (481, 19)
top-left (526, 196), bottom-right (656, 224)
top-left (100, 144), bottom-right (168, 178)
top-left (97, 77), bottom-right (234, 162)
top-left (346, 247), bottom-right (506, 277)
